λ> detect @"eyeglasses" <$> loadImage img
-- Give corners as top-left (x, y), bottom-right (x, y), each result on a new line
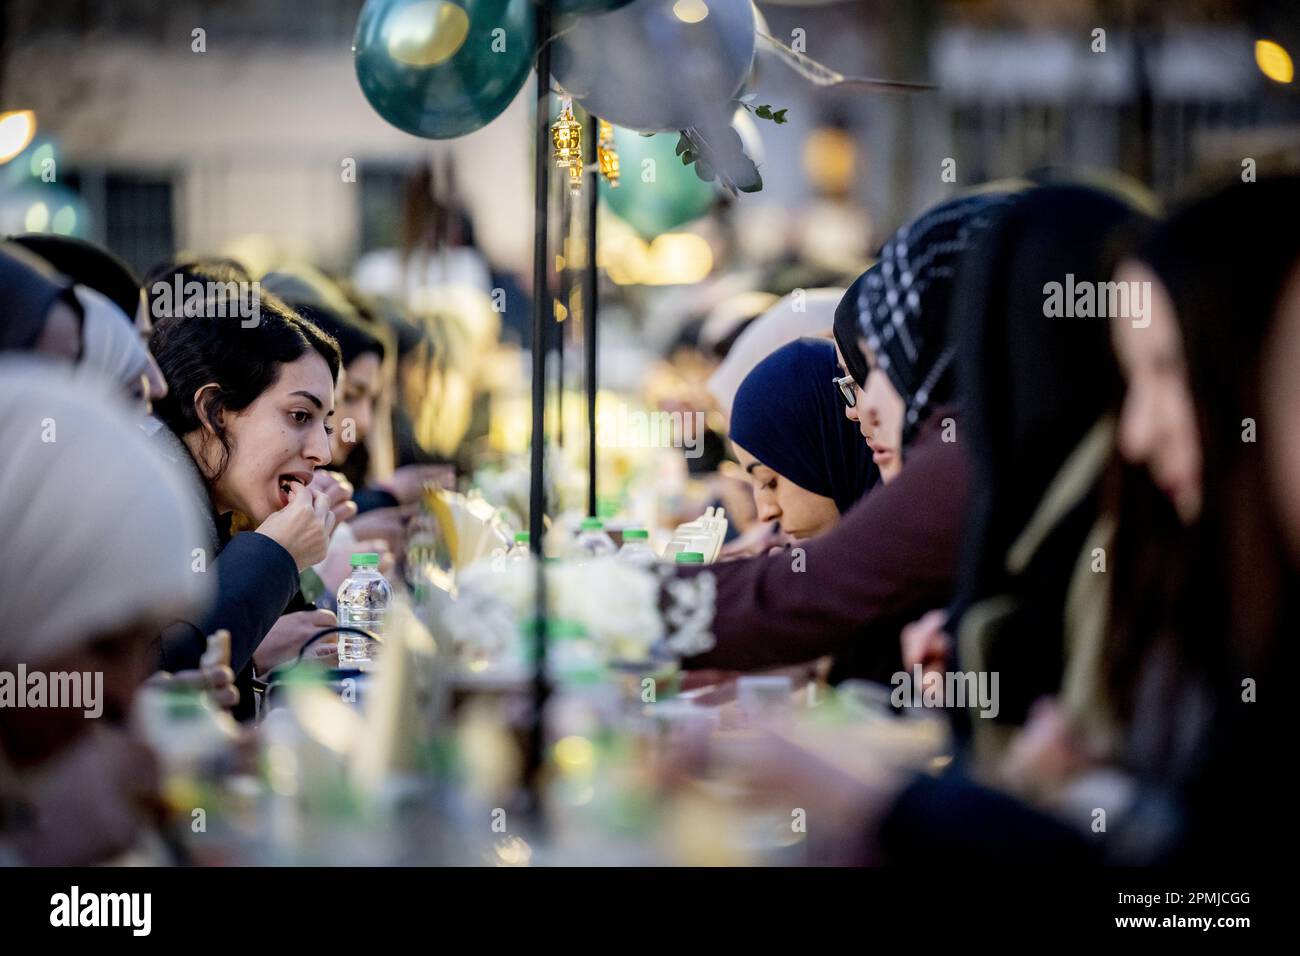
top-left (833, 373), bottom-right (857, 408)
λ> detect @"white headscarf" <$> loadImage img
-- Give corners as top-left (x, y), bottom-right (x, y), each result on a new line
top-left (0, 359), bottom-right (213, 665)
top-left (74, 284), bottom-right (151, 395)
top-left (707, 288), bottom-right (845, 418)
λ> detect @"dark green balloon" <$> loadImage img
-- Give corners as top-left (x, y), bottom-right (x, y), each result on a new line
top-left (354, 0), bottom-right (537, 139)
top-left (600, 128), bottom-right (715, 239)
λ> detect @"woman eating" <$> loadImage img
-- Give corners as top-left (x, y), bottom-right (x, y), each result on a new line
top-left (672, 192), bottom-right (1013, 679)
top-left (728, 337), bottom-right (876, 544)
top-left (147, 285), bottom-right (341, 691)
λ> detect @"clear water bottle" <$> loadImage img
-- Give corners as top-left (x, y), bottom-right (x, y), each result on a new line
top-left (507, 531), bottom-right (531, 562)
top-left (336, 553), bottom-right (392, 665)
top-left (574, 517), bottom-right (617, 560)
top-left (616, 528), bottom-right (657, 567)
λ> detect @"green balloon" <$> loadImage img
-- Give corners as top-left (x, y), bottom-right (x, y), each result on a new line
top-left (601, 129), bottom-right (715, 239)
top-left (354, 0), bottom-right (536, 139)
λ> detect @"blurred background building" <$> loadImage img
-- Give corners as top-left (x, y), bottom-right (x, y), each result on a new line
top-left (1, 0), bottom-right (1297, 276)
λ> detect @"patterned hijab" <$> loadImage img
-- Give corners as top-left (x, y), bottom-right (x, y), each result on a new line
top-left (834, 193), bottom-right (1014, 445)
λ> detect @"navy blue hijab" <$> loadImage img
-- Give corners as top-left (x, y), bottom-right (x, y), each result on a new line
top-left (729, 338), bottom-right (876, 513)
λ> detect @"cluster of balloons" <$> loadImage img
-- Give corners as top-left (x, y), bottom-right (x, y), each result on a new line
top-left (354, 0), bottom-right (759, 235)
top-left (356, 0), bottom-right (755, 139)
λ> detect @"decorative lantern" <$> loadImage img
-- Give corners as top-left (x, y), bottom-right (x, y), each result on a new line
top-left (597, 119), bottom-right (620, 188)
top-left (551, 99), bottom-right (584, 194)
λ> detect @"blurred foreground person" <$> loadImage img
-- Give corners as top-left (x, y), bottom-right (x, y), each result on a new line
top-left (10, 233), bottom-right (168, 402)
top-left (927, 184), bottom-right (1150, 750)
top-left (0, 242), bottom-right (160, 412)
top-left (73, 284), bottom-right (160, 412)
top-left (0, 244), bottom-right (82, 360)
top-left (0, 361), bottom-right (211, 865)
top-left (759, 177), bottom-right (1298, 867)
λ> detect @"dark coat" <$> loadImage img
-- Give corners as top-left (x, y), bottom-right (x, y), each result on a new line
top-left (147, 421), bottom-right (301, 715)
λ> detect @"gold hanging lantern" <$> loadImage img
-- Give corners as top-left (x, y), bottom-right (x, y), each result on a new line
top-left (551, 98), bottom-right (583, 194)
top-left (597, 119), bottom-right (620, 188)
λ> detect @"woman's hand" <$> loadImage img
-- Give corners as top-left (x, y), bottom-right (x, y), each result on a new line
top-left (144, 665), bottom-right (239, 710)
top-left (8, 727), bottom-right (160, 866)
top-left (255, 485), bottom-right (335, 570)
top-left (376, 464), bottom-right (455, 505)
top-left (253, 609), bottom-right (338, 674)
top-left (347, 506), bottom-right (407, 555)
top-left (900, 609), bottom-right (952, 678)
top-left (719, 719), bottom-right (911, 865)
top-left (1000, 698), bottom-right (1096, 800)
top-left (719, 522), bottom-right (791, 560)
top-left (309, 469), bottom-right (358, 529)
top-left (318, 536), bottom-right (396, 595)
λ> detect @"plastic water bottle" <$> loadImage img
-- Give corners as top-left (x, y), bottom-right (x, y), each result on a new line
top-left (574, 517), bottom-right (617, 560)
top-left (616, 528), bottom-right (657, 567)
top-left (507, 531), bottom-right (531, 562)
top-left (336, 553), bottom-right (392, 665)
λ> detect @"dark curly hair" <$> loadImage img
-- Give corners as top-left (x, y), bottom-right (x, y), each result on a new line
top-left (149, 283), bottom-right (341, 480)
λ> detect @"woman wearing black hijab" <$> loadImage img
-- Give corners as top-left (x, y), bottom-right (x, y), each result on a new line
top-left (672, 192), bottom-right (1013, 678)
top-left (728, 338), bottom-right (876, 541)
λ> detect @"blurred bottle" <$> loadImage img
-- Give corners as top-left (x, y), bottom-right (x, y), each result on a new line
top-left (135, 683), bottom-right (239, 822)
top-left (336, 553), bottom-right (392, 665)
top-left (507, 531), bottom-right (531, 562)
top-left (573, 517), bottom-right (617, 560)
top-left (615, 528), bottom-right (657, 568)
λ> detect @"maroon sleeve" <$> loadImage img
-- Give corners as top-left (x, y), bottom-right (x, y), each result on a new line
top-left (677, 425), bottom-right (970, 671)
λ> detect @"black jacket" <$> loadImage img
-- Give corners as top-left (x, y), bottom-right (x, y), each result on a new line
top-left (148, 421), bottom-right (301, 708)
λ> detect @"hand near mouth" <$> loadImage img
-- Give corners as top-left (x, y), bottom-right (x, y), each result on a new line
top-left (309, 469), bottom-right (357, 527)
top-left (256, 481), bottom-right (335, 570)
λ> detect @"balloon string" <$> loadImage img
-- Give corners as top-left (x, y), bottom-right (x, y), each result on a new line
top-left (755, 30), bottom-right (938, 92)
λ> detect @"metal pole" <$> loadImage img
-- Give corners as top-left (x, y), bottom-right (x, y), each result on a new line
top-left (526, 5), bottom-right (552, 809)
top-left (555, 192), bottom-right (566, 450)
top-left (584, 115), bottom-right (599, 519)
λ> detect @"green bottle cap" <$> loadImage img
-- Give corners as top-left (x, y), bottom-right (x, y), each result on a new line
top-left (580, 517), bottom-right (605, 531)
top-left (622, 529), bottom-right (649, 540)
top-left (350, 552), bottom-right (380, 566)
top-left (514, 531), bottom-right (530, 544)
top-left (675, 551), bottom-right (705, 564)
